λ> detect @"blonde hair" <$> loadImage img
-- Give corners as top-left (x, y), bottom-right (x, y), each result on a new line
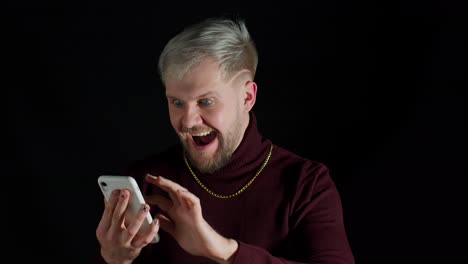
top-left (158, 17), bottom-right (258, 83)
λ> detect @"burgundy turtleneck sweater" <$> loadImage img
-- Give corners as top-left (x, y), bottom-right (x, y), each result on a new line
top-left (95, 112), bottom-right (354, 263)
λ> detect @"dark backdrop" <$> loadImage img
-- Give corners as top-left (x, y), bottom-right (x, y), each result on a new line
top-left (6, 1), bottom-right (466, 263)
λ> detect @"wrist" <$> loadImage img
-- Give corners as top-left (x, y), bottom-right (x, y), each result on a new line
top-left (207, 237), bottom-right (238, 264)
top-left (102, 256), bottom-right (133, 264)
top-left (102, 257), bottom-right (132, 264)
top-left (101, 249), bottom-right (135, 264)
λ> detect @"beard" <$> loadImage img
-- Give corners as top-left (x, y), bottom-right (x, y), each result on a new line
top-left (180, 122), bottom-right (243, 174)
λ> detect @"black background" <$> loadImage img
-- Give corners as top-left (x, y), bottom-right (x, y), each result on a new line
top-left (6, 0), bottom-right (466, 263)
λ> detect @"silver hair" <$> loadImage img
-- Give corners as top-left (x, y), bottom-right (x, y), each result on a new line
top-left (158, 17), bottom-right (258, 83)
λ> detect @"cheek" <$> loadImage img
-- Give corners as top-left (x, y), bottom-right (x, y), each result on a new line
top-left (199, 108), bottom-right (221, 131)
top-left (168, 110), bottom-right (180, 130)
top-left (212, 105), bottom-right (237, 132)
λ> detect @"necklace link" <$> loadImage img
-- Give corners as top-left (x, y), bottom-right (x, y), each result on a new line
top-left (183, 144), bottom-right (273, 199)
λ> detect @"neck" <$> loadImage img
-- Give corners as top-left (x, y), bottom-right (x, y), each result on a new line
top-left (230, 113), bottom-right (250, 156)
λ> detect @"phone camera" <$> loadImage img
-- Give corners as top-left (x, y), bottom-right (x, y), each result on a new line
top-left (100, 182), bottom-right (107, 187)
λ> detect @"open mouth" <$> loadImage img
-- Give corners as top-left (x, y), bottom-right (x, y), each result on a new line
top-left (192, 131), bottom-right (217, 146)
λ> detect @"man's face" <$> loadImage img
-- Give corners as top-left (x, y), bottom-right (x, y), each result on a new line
top-left (165, 59), bottom-right (255, 173)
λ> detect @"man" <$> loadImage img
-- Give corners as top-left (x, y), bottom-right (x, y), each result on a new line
top-left (96, 17), bottom-right (354, 263)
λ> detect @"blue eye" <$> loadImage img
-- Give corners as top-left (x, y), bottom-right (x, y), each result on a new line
top-left (200, 99), bottom-right (212, 106)
top-left (173, 100), bottom-right (183, 107)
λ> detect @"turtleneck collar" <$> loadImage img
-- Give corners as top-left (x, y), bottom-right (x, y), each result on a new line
top-left (189, 111), bottom-right (272, 183)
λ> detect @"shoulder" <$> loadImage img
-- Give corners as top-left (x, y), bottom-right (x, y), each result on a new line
top-left (271, 144), bottom-right (329, 179)
top-left (272, 145), bottom-right (342, 222)
top-left (271, 144), bottom-right (335, 197)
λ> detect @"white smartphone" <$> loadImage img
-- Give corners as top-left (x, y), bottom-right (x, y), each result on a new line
top-left (97, 175), bottom-right (160, 243)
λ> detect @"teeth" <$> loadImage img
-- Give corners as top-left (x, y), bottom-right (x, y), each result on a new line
top-left (191, 131), bottom-right (212, 137)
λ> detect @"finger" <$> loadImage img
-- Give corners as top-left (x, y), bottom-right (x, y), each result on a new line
top-left (175, 189), bottom-right (192, 210)
top-left (146, 175), bottom-right (186, 206)
top-left (110, 189), bottom-right (130, 234)
top-left (124, 204), bottom-right (150, 243)
top-left (177, 189), bottom-right (201, 211)
top-left (145, 174), bottom-right (188, 192)
top-left (131, 218), bottom-right (160, 248)
top-left (155, 213), bottom-right (175, 237)
top-left (144, 194), bottom-right (173, 212)
top-left (97, 189), bottom-right (120, 235)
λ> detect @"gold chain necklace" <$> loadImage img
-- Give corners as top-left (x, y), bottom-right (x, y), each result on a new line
top-left (183, 144), bottom-right (273, 199)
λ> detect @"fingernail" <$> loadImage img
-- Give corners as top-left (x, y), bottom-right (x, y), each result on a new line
top-left (120, 190), bottom-right (128, 198)
top-left (146, 174), bottom-right (157, 179)
top-left (111, 189), bottom-right (119, 196)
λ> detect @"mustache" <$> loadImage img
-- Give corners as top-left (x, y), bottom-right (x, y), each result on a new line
top-left (181, 127), bottom-right (214, 134)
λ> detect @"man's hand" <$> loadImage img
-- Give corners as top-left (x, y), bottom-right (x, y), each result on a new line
top-left (145, 174), bottom-right (238, 264)
top-left (96, 189), bottom-right (160, 264)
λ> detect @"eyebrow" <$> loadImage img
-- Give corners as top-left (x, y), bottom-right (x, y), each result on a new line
top-left (166, 91), bottom-right (220, 100)
top-left (197, 91), bottom-right (219, 98)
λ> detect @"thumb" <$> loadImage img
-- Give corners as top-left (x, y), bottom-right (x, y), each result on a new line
top-left (156, 214), bottom-right (175, 237)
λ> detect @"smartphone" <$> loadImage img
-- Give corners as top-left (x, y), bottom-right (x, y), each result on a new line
top-left (98, 175), bottom-right (160, 243)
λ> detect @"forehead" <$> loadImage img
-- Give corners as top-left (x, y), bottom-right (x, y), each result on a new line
top-left (165, 59), bottom-right (228, 99)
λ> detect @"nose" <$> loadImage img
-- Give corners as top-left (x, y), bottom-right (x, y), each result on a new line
top-left (181, 105), bottom-right (202, 129)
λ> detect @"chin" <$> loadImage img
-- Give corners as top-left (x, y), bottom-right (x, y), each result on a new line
top-left (190, 141), bottom-right (232, 174)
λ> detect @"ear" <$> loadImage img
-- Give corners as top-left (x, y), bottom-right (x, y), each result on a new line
top-left (243, 81), bottom-right (257, 112)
